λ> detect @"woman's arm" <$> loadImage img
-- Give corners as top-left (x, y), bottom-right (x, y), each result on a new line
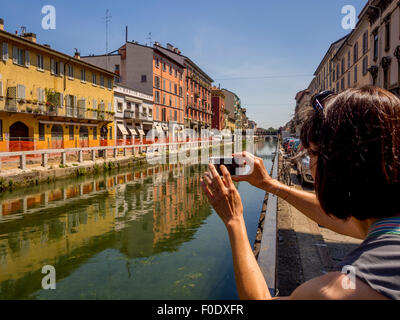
top-left (269, 180), bottom-right (364, 239)
top-left (200, 164), bottom-right (271, 300)
top-left (227, 217), bottom-right (272, 300)
top-left (232, 152), bottom-right (364, 240)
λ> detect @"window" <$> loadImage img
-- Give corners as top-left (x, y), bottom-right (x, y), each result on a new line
top-left (169, 65), bottom-right (172, 75)
top-left (347, 51), bottom-right (350, 69)
top-left (115, 64), bottom-right (120, 74)
top-left (107, 78), bottom-right (112, 89)
top-left (92, 73), bottom-right (97, 85)
top-left (155, 58), bottom-right (159, 68)
top-left (163, 94), bottom-right (166, 105)
top-left (385, 21), bottom-right (390, 51)
top-left (69, 125), bottom-right (74, 140)
top-left (13, 47), bottom-right (29, 66)
top-left (174, 84), bottom-right (177, 94)
top-left (155, 76), bottom-right (160, 88)
top-left (353, 42), bottom-right (358, 63)
top-left (162, 108), bottom-right (166, 121)
top-left (117, 102), bottom-right (123, 112)
top-left (347, 71), bottom-right (351, 87)
top-left (363, 31), bottom-right (368, 54)
top-left (362, 56), bottom-right (368, 75)
top-left (179, 86), bottom-right (182, 97)
top-left (93, 127), bottom-right (97, 140)
top-left (155, 91), bottom-right (160, 103)
top-left (373, 33), bottom-right (378, 60)
top-left (341, 58), bottom-right (345, 75)
top-left (383, 68), bottom-right (389, 89)
top-left (163, 63), bottom-right (166, 71)
top-left (354, 64), bottom-right (358, 83)
top-left (100, 75), bottom-right (105, 87)
top-left (1, 43), bottom-right (8, 61)
top-left (39, 123), bottom-right (45, 141)
top-left (141, 75), bottom-right (147, 82)
top-left (174, 110), bottom-right (177, 121)
top-left (81, 69), bottom-right (86, 82)
top-left (68, 65), bottom-right (74, 78)
top-left (37, 55), bottom-right (44, 70)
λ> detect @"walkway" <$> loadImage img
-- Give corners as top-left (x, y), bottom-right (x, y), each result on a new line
top-left (276, 158), bottom-right (362, 296)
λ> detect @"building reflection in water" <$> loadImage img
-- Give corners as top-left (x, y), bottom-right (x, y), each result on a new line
top-left (0, 158), bottom-right (212, 299)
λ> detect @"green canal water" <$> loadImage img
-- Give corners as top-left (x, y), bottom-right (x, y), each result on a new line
top-left (0, 138), bottom-right (276, 299)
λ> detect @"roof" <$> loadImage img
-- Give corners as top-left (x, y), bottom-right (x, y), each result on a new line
top-left (0, 29), bottom-right (117, 77)
top-left (154, 45), bottom-right (213, 82)
top-left (314, 35), bottom-right (348, 75)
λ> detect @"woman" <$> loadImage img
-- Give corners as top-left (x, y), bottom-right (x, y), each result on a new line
top-left (200, 86), bottom-right (400, 300)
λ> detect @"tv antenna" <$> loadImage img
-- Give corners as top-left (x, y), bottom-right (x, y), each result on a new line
top-left (103, 9), bottom-right (112, 69)
top-left (147, 32), bottom-right (152, 46)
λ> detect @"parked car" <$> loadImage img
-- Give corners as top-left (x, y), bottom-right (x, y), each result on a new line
top-left (296, 154), bottom-right (314, 187)
top-left (287, 138), bottom-right (300, 155)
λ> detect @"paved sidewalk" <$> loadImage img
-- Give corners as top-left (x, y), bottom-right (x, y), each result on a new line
top-left (276, 160), bottom-right (362, 296)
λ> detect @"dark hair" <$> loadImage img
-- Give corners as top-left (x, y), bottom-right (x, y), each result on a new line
top-left (301, 86), bottom-right (400, 221)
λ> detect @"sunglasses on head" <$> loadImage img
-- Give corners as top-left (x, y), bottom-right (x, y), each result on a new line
top-left (312, 90), bottom-right (335, 113)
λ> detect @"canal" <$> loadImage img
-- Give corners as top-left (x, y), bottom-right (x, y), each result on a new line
top-left (0, 138), bottom-right (277, 300)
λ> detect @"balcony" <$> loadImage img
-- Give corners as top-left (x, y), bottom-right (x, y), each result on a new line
top-left (124, 110), bottom-right (134, 119)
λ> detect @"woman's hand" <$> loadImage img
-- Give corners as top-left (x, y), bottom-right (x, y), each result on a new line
top-left (231, 151), bottom-right (277, 192)
top-left (200, 164), bottom-right (244, 228)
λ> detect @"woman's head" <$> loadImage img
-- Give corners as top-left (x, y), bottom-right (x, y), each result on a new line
top-left (301, 86), bottom-right (400, 221)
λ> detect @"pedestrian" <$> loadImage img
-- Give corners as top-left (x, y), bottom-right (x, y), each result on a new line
top-left (200, 86), bottom-right (400, 300)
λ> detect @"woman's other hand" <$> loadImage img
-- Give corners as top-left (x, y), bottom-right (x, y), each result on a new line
top-left (231, 151), bottom-right (277, 192)
top-left (200, 164), bottom-right (244, 228)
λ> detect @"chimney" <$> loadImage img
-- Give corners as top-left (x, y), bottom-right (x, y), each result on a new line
top-left (43, 44), bottom-right (51, 48)
top-left (0, 18), bottom-right (4, 31)
top-left (154, 41), bottom-right (160, 47)
top-left (167, 43), bottom-right (174, 51)
top-left (74, 48), bottom-right (81, 59)
top-left (22, 32), bottom-right (37, 43)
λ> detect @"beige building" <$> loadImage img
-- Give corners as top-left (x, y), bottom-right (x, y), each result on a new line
top-left (365, 0), bottom-right (400, 95)
top-left (333, 7), bottom-right (372, 93)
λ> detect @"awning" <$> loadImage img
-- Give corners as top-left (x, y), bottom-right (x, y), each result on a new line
top-left (117, 123), bottom-right (129, 135)
top-left (126, 97), bottom-right (143, 104)
top-left (128, 128), bottom-right (138, 136)
top-left (154, 125), bottom-right (163, 135)
top-left (136, 127), bottom-right (145, 135)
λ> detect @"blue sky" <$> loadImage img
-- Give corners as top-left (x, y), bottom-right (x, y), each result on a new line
top-left (2, 0), bottom-right (367, 128)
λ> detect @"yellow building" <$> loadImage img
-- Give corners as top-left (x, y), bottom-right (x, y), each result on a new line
top-left (0, 20), bottom-right (115, 152)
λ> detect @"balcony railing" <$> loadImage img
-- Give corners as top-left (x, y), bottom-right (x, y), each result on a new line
top-left (1, 101), bottom-right (113, 121)
top-left (124, 110), bottom-right (134, 119)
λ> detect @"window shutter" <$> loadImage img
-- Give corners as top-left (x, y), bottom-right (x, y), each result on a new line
top-left (17, 84), bottom-right (26, 100)
top-left (2, 43), bottom-right (8, 61)
top-left (60, 62), bottom-right (64, 76)
top-left (25, 50), bottom-right (30, 67)
top-left (93, 99), bottom-right (97, 109)
top-left (0, 80), bottom-right (3, 97)
top-left (108, 102), bottom-right (112, 112)
top-left (50, 59), bottom-right (55, 74)
top-left (12, 46), bottom-right (17, 64)
top-left (73, 95), bottom-right (77, 108)
top-left (59, 93), bottom-right (64, 107)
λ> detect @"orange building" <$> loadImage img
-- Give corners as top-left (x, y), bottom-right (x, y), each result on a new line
top-left (211, 87), bottom-right (225, 131)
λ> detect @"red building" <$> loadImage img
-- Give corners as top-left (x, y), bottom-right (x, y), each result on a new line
top-left (211, 87), bottom-right (225, 131)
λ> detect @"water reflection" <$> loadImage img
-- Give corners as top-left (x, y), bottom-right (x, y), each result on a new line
top-left (0, 162), bottom-right (211, 299)
top-left (0, 138), bottom-right (276, 299)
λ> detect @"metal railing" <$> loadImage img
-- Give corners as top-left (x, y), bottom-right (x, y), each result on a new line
top-left (0, 138), bottom-right (233, 171)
